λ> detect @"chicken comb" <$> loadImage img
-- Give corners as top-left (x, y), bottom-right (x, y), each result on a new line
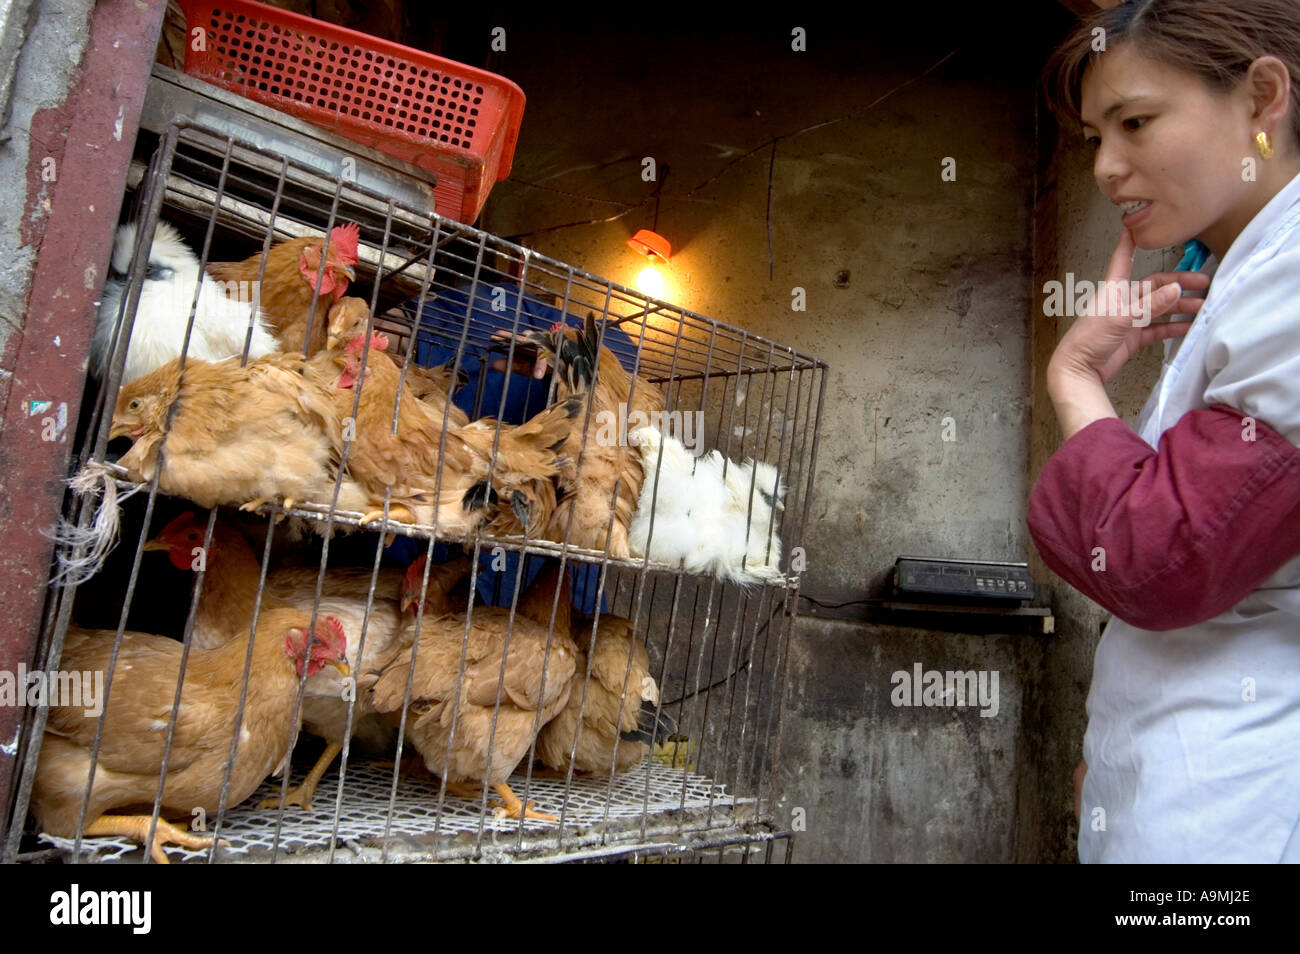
top-left (329, 222), bottom-right (361, 264)
top-left (157, 511), bottom-right (198, 538)
top-left (322, 615), bottom-right (347, 651)
top-left (404, 554), bottom-right (428, 588)
top-left (343, 330), bottom-right (389, 354)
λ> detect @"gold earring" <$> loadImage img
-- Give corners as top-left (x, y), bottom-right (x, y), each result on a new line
top-left (1256, 131), bottom-right (1274, 159)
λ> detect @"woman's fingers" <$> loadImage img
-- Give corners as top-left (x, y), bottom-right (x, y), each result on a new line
top-left (1103, 228), bottom-right (1138, 284)
top-left (490, 354), bottom-right (545, 377)
top-left (1134, 280), bottom-right (1207, 322)
top-left (1139, 269), bottom-right (1212, 291)
top-left (1137, 319), bottom-right (1194, 344)
top-left (1141, 281), bottom-right (1183, 320)
top-left (1171, 295), bottom-right (1205, 317)
top-left (1098, 320), bottom-right (1193, 382)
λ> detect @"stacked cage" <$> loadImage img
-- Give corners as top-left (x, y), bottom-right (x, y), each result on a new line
top-left (1, 84), bottom-right (825, 864)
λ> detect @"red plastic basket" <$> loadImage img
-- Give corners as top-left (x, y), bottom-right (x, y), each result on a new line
top-left (177, 0), bottom-right (525, 223)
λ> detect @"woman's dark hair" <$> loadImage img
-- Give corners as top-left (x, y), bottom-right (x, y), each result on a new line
top-left (1042, 0), bottom-right (1300, 148)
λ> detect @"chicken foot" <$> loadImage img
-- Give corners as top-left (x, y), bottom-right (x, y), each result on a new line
top-left (360, 503), bottom-right (416, 527)
top-left (257, 740), bottom-right (341, 812)
top-left (83, 814), bottom-right (224, 865)
top-left (490, 784), bottom-right (558, 823)
top-left (361, 503), bottom-right (417, 546)
top-left (239, 496), bottom-right (296, 521)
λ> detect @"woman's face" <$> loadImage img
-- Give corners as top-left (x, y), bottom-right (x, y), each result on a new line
top-left (1080, 43), bottom-right (1259, 254)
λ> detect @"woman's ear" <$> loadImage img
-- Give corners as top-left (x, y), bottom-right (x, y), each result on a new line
top-left (1244, 55), bottom-right (1293, 133)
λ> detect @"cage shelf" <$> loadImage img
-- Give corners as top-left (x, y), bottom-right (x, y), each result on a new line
top-left (34, 758), bottom-right (759, 864)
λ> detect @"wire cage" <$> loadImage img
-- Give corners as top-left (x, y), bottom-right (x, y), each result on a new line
top-left (1, 98), bottom-right (826, 864)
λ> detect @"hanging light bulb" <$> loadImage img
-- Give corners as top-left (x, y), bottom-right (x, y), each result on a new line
top-left (627, 229), bottom-right (671, 263)
top-left (627, 228), bottom-right (671, 299)
top-left (637, 264), bottom-right (666, 298)
top-left (627, 165), bottom-right (673, 300)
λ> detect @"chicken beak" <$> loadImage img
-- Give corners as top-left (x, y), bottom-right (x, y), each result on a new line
top-left (337, 264), bottom-right (356, 281)
top-left (109, 421), bottom-right (130, 441)
top-left (141, 538), bottom-right (171, 552)
top-left (325, 658), bottom-right (351, 677)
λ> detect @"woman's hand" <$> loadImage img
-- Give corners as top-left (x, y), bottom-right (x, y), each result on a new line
top-left (1049, 229), bottom-right (1206, 385)
top-left (1047, 229), bottom-right (1209, 439)
top-left (488, 329), bottom-right (552, 378)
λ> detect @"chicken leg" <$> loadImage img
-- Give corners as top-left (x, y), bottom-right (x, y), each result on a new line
top-left (239, 496), bottom-right (296, 521)
top-left (490, 784), bottom-right (558, 822)
top-left (360, 503), bottom-right (417, 527)
top-left (83, 814), bottom-right (222, 864)
top-left (257, 740), bottom-right (341, 812)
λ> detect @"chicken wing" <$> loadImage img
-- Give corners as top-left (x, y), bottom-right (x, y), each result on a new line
top-left (30, 608), bottom-right (348, 863)
top-left (110, 352), bottom-right (372, 518)
top-left (509, 314), bottom-right (667, 556)
top-left (206, 223), bottom-right (360, 356)
top-left (537, 612), bottom-right (675, 776)
top-left (369, 564), bottom-right (578, 820)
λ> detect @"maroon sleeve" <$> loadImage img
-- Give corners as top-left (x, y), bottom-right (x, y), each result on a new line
top-left (1027, 404), bottom-right (1300, 631)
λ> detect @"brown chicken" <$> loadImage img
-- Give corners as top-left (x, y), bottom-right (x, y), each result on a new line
top-left (537, 612), bottom-right (674, 776)
top-left (370, 563), bottom-right (578, 820)
top-left (206, 223), bottom-right (360, 356)
top-left (510, 314), bottom-right (667, 556)
top-left (317, 297), bottom-right (581, 537)
top-left (30, 607), bottom-right (348, 863)
top-left (404, 361), bottom-right (469, 408)
top-left (110, 351), bottom-right (374, 520)
top-left (145, 511), bottom-right (471, 810)
top-left (144, 510), bottom-right (409, 648)
top-left (142, 512), bottom-right (267, 650)
top-left (258, 556), bottom-right (472, 811)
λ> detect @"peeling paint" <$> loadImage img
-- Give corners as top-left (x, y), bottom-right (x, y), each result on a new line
top-left (1, 0), bottom-right (168, 823)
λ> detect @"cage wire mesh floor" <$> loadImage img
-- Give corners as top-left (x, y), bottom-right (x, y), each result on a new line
top-left (36, 758), bottom-right (746, 863)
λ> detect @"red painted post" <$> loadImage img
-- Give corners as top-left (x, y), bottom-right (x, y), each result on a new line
top-left (0, 0), bottom-right (167, 837)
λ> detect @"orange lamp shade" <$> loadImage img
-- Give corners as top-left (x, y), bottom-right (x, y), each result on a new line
top-left (627, 229), bottom-right (671, 263)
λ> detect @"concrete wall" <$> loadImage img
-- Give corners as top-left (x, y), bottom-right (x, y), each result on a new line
top-left (0, 0), bottom-right (90, 437)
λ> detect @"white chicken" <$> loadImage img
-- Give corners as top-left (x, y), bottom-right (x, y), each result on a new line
top-left (628, 427), bottom-right (785, 583)
top-left (91, 220), bottom-right (279, 384)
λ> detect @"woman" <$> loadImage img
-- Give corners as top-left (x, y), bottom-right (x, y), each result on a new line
top-left (1032, 0), bottom-right (1300, 862)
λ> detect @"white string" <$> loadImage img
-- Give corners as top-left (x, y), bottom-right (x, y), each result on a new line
top-left (45, 461), bottom-right (144, 587)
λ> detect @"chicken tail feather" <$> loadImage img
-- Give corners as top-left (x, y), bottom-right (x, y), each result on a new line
top-left (621, 701), bottom-right (677, 745)
top-left (463, 478), bottom-right (498, 512)
top-left (482, 396), bottom-right (582, 494)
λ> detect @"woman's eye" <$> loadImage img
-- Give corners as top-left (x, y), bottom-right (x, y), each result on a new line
top-left (1122, 116), bottom-right (1148, 132)
top-left (1084, 134), bottom-right (1101, 150)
